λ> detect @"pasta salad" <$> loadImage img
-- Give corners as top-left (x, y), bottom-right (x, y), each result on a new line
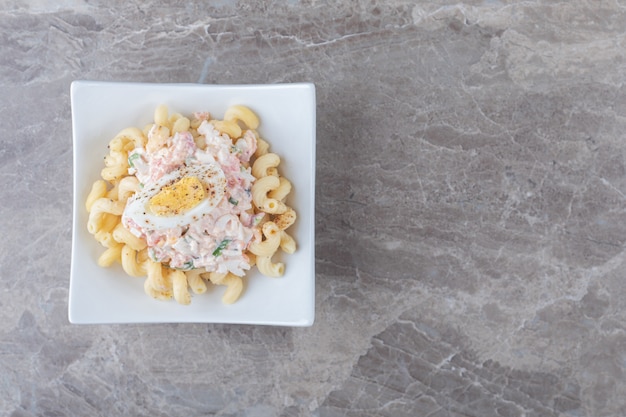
top-left (85, 104), bottom-right (297, 305)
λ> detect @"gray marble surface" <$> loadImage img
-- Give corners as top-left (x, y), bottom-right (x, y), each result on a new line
top-left (2, 1), bottom-right (626, 416)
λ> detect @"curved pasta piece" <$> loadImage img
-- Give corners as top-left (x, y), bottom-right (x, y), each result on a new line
top-left (251, 176), bottom-right (287, 214)
top-left (273, 207), bottom-right (297, 230)
top-left (88, 198), bottom-right (126, 234)
top-left (144, 278), bottom-right (173, 301)
top-left (254, 137), bottom-right (270, 158)
top-left (252, 153), bottom-right (280, 179)
top-left (154, 104), bottom-right (169, 127)
top-left (121, 244), bottom-right (147, 277)
top-left (268, 177), bottom-right (292, 201)
top-left (94, 213), bottom-right (120, 235)
top-left (224, 105), bottom-right (259, 130)
top-left (248, 222), bottom-right (281, 257)
top-left (104, 150), bottom-right (127, 168)
top-left (185, 269), bottom-right (207, 294)
top-left (169, 269), bottom-right (191, 305)
top-left (117, 176), bottom-right (140, 202)
top-left (279, 231), bottom-right (297, 254)
top-left (168, 112), bottom-right (183, 123)
top-left (146, 260), bottom-right (169, 293)
top-left (113, 127), bottom-right (147, 150)
top-left (256, 255), bottom-right (285, 278)
top-left (211, 120), bottom-right (242, 139)
top-left (97, 243), bottom-right (123, 267)
top-left (221, 273), bottom-right (244, 304)
top-left (112, 223), bottom-right (146, 251)
top-left (86, 180), bottom-right (108, 211)
top-left (94, 230), bottom-right (115, 248)
top-left (137, 248), bottom-right (149, 264)
top-left (101, 163), bottom-right (128, 182)
top-left (206, 271), bottom-right (227, 285)
top-left (108, 136), bottom-right (128, 153)
top-left (105, 181), bottom-right (119, 199)
top-left (171, 116), bottom-right (190, 134)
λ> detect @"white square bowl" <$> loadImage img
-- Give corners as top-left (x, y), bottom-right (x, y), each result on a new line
top-left (69, 81), bottom-right (316, 326)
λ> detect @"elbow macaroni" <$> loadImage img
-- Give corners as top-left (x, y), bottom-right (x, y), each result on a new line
top-left (256, 255), bottom-right (285, 278)
top-left (224, 104), bottom-right (260, 130)
top-left (85, 104), bottom-right (297, 305)
top-left (252, 176), bottom-right (288, 214)
top-left (121, 244), bottom-right (147, 277)
top-left (252, 153), bottom-right (280, 178)
top-left (248, 222), bottom-right (281, 257)
top-left (268, 177), bottom-right (292, 201)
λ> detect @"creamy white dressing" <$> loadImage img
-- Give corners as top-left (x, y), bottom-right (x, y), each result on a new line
top-left (122, 120), bottom-right (263, 276)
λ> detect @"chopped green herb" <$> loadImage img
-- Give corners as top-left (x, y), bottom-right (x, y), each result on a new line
top-left (128, 153), bottom-right (141, 168)
top-left (228, 197), bottom-right (238, 206)
top-left (173, 261), bottom-right (194, 271)
top-left (212, 239), bottom-right (230, 257)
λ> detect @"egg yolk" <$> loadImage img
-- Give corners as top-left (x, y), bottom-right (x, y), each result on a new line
top-left (149, 176), bottom-right (206, 216)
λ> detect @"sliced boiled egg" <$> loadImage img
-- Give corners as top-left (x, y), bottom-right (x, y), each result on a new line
top-left (149, 176), bottom-right (206, 216)
top-left (123, 163), bottom-right (226, 232)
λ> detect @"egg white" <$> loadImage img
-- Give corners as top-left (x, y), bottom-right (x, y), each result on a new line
top-left (123, 163), bottom-right (227, 232)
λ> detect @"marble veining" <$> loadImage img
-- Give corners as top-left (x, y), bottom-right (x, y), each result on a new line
top-left (1, 1), bottom-right (626, 416)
